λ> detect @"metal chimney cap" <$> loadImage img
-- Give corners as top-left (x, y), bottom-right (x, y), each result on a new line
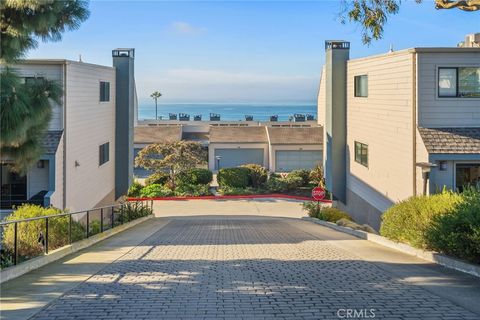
top-left (325, 40), bottom-right (350, 50)
top-left (112, 48), bottom-right (135, 58)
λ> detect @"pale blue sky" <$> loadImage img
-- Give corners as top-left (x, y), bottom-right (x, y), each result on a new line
top-left (27, 1), bottom-right (479, 103)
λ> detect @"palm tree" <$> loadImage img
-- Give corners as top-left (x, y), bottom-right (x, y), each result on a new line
top-left (150, 91), bottom-right (162, 120)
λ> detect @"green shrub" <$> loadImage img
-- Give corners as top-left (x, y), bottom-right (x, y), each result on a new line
top-left (288, 169), bottom-right (311, 187)
top-left (318, 207), bottom-right (353, 222)
top-left (219, 186), bottom-right (263, 196)
top-left (302, 202), bottom-right (352, 222)
top-left (380, 192), bottom-right (463, 248)
top-left (145, 172), bottom-right (169, 186)
top-left (217, 167), bottom-right (250, 188)
top-left (140, 184), bottom-right (174, 197)
top-left (240, 164), bottom-right (268, 188)
top-left (127, 181), bottom-right (143, 197)
top-left (302, 201), bottom-right (322, 217)
top-left (266, 175), bottom-right (289, 192)
top-left (2, 205), bottom-right (84, 262)
top-left (122, 201), bottom-right (153, 222)
top-left (425, 188), bottom-right (480, 264)
top-left (177, 168), bottom-right (213, 185)
top-left (309, 164), bottom-right (326, 188)
top-left (268, 174), bottom-right (303, 193)
top-left (175, 184), bottom-right (211, 196)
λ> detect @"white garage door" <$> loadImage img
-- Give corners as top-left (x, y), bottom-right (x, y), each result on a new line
top-left (275, 150), bottom-right (322, 172)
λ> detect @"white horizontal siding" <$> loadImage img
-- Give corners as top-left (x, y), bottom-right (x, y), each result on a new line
top-left (346, 51), bottom-right (415, 204)
top-left (65, 62), bottom-right (116, 212)
top-left (417, 52), bottom-right (480, 127)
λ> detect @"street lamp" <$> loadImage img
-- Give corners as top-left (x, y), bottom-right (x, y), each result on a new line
top-left (215, 156), bottom-right (222, 171)
top-left (416, 162), bottom-right (437, 196)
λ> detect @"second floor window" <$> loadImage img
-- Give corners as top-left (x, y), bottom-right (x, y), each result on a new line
top-left (354, 141), bottom-right (368, 167)
top-left (354, 75), bottom-right (368, 97)
top-left (99, 142), bottom-right (109, 166)
top-left (100, 81), bottom-right (110, 102)
top-left (438, 67), bottom-right (480, 98)
top-left (24, 77), bottom-right (45, 85)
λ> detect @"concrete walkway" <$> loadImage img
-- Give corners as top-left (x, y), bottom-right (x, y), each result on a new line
top-left (1, 199), bottom-right (480, 320)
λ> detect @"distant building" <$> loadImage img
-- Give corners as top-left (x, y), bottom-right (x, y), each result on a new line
top-left (317, 40), bottom-right (480, 229)
top-left (133, 123), bottom-right (323, 175)
top-left (1, 49), bottom-right (137, 212)
top-left (458, 33), bottom-right (480, 48)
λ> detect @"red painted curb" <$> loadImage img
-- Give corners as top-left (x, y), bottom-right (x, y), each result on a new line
top-left (127, 194), bottom-right (333, 203)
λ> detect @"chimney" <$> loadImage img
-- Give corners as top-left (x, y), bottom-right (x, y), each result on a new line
top-left (112, 48), bottom-right (135, 199)
top-left (323, 40), bottom-right (349, 203)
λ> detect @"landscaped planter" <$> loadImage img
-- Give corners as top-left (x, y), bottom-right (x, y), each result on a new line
top-left (303, 216), bottom-right (480, 278)
top-left (128, 194), bottom-right (333, 202)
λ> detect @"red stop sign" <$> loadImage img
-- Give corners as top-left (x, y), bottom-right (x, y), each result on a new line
top-left (312, 187), bottom-right (326, 201)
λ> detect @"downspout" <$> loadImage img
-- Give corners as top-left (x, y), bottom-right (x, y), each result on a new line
top-left (412, 51), bottom-right (417, 196)
top-left (265, 126), bottom-right (272, 171)
top-left (62, 63), bottom-right (67, 209)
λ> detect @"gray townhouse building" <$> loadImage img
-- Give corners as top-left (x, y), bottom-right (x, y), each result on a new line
top-left (1, 49), bottom-right (136, 212)
top-left (318, 39), bottom-right (480, 229)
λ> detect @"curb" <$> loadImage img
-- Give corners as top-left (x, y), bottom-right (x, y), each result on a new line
top-left (128, 194), bottom-right (333, 203)
top-left (302, 217), bottom-right (480, 278)
top-left (0, 215), bottom-right (154, 284)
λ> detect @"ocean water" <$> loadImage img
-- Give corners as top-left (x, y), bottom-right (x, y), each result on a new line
top-left (138, 103), bottom-right (317, 122)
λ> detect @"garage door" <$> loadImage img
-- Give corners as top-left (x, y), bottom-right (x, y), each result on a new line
top-left (214, 149), bottom-right (264, 170)
top-left (275, 150), bottom-right (322, 172)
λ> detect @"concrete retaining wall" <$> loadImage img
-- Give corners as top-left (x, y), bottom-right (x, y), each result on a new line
top-left (303, 217), bottom-right (480, 278)
top-left (0, 215), bottom-right (154, 284)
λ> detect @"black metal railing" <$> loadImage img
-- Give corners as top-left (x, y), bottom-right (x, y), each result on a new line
top-left (0, 199), bottom-right (153, 269)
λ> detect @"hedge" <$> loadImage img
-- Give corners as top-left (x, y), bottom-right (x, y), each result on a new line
top-left (425, 188), bottom-right (480, 264)
top-left (140, 184), bottom-right (174, 197)
top-left (240, 164), bottom-right (268, 188)
top-left (177, 168), bottom-right (213, 186)
top-left (145, 172), bottom-right (169, 186)
top-left (288, 169), bottom-right (311, 187)
top-left (217, 167), bottom-right (250, 188)
top-left (380, 192), bottom-right (463, 249)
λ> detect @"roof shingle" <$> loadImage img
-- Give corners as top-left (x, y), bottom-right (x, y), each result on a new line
top-left (267, 127), bottom-right (323, 145)
top-left (134, 126), bottom-right (182, 144)
top-left (418, 127), bottom-right (480, 154)
top-left (209, 127), bottom-right (268, 143)
top-left (42, 130), bottom-right (63, 154)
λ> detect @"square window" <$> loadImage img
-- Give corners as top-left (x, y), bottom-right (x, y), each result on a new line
top-left (354, 75), bottom-right (368, 97)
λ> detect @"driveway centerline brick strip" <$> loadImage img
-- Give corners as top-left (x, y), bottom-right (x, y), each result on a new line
top-left (29, 217), bottom-right (479, 320)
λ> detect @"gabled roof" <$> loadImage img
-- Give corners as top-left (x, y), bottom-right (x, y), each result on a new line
top-left (42, 131), bottom-right (63, 154)
top-left (418, 127), bottom-right (480, 154)
top-left (209, 126), bottom-right (268, 143)
top-left (267, 127), bottom-right (323, 145)
top-left (134, 126), bottom-right (182, 144)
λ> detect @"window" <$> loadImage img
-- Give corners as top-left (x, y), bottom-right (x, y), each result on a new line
top-left (438, 67), bottom-right (480, 98)
top-left (354, 75), bottom-right (368, 97)
top-left (99, 142), bottom-right (109, 166)
top-left (24, 77), bottom-right (45, 85)
top-left (354, 141), bottom-right (368, 167)
top-left (100, 81), bottom-right (110, 102)
top-left (456, 163), bottom-right (480, 192)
